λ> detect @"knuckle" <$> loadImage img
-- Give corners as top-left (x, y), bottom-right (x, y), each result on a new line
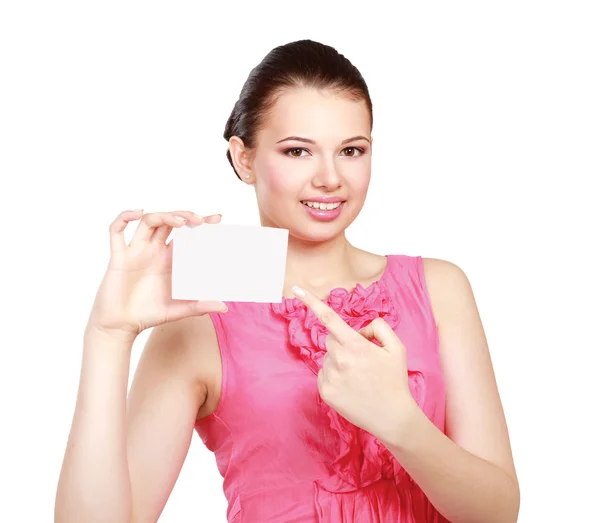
top-left (371, 318), bottom-right (385, 331)
top-left (142, 212), bottom-right (158, 224)
top-left (109, 218), bottom-right (123, 232)
top-left (319, 310), bottom-right (334, 325)
top-left (336, 357), bottom-right (347, 369)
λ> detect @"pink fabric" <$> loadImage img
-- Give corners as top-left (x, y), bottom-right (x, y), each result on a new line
top-left (195, 254), bottom-right (450, 522)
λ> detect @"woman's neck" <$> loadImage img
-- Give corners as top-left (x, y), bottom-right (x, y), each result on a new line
top-left (282, 237), bottom-right (384, 300)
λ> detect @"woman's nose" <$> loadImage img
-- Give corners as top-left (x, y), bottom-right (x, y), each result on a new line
top-left (312, 159), bottom-right (343, 189)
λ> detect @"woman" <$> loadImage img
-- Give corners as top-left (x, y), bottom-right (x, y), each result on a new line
top-left (55, 40), bottom-right (520, 522)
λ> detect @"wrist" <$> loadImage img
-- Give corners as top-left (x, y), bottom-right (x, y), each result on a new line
top-left (84, 324), bottom-right (138, 348)
top-left (377, 395), bottom-right (422, 450)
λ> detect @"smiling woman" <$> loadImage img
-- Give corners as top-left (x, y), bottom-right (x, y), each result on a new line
top-left (229, 88), bottom-right (373, 244)
top-left (55, 38), bottom-right (519, 523)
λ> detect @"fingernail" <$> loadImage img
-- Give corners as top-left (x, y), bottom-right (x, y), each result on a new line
top-left (292, 285), bottom-right (305, 297)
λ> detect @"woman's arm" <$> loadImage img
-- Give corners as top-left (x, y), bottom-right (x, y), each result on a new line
top-left (55, 327), bottom-right (136, 523)
top-left (382, 401), bottom-right (519, 523)
top-left (380, 258), bottom-right (519, 523)
top-left (55, 316), bottom-right (212, 523)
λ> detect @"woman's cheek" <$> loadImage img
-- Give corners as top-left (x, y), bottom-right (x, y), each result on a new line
top-left (352, 166), bottom-right (371, 193)
top-left (262, 159), bottom-right (300, 196)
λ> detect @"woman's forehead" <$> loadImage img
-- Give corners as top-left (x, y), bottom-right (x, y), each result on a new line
top-left (261, 89), bottom-right (370, 140)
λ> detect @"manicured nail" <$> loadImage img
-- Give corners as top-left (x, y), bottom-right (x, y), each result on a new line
top-left (292, 285), bottom-right (305, 297)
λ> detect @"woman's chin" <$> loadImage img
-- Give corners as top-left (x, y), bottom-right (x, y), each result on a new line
top-left (288, 214), bottom-right (357, 243)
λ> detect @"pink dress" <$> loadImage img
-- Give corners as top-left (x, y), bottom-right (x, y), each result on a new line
top-left (196, 254), bottom-right (450, 522)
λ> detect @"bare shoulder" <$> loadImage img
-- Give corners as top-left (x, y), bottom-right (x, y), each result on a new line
top-left (179, 313), bottom-right (221, 397)
top-left (421, 257), bottom-right (469, 290)
top-left (147, 313), bottom-right (217, 366)
top-left (144, 313), bottom-right (221, 414)
top-left (421, 257), bottom-right (470, 328)
top-left (421, 257), bottom-right (520, 488)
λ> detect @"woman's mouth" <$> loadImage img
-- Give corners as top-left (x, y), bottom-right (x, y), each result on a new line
top-left (300, 200), bottom-right (346, 222)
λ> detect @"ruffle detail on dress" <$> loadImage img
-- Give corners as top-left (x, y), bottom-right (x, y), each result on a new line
top-left (272, 281), bottom-right (425, 492)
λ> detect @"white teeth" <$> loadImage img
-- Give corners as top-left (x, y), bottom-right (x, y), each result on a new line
top-left (302, 201), bottom-right (342, 210)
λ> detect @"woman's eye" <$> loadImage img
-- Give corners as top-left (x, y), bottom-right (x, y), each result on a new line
top-left (342, 147), bottom-right (364, 157)
top-left (285, 147), bottom-right (308, 158)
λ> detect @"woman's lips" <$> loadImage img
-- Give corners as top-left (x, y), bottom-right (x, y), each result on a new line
top-left (300, 201), bottom-right (346, 222)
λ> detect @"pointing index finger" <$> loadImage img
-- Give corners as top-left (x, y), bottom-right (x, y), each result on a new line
top-left (292, 285), bottom-right (358, 345)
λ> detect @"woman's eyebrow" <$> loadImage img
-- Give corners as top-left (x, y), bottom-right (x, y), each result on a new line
top-left (276, 135), bottom-right (370, 145)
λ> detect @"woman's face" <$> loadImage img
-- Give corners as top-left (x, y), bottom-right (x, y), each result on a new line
top-left (247, 87), bottom-right (372, 243)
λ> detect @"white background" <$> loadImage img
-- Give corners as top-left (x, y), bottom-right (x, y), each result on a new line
top-left (1, 1), bottom-right (598, 521)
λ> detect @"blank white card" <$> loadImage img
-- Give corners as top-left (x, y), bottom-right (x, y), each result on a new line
top-left (171, 223), bottom-right (289, 303)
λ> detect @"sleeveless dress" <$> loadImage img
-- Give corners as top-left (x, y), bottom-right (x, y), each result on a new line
top-left (195, 254), bottom-right (450, 522)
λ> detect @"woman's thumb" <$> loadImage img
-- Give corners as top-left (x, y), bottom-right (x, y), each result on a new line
top-left (165, 300), bottom-right (228, 322)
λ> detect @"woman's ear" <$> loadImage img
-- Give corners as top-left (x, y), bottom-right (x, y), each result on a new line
top-left (229, 136), bottom-right (254, 183)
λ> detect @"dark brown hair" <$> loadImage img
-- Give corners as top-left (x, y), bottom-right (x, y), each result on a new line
top-left (223, 39), bottom-right (373, 180)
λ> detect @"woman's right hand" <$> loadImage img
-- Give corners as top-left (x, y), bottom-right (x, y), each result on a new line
top-left (86, 210), bottom-right (227, 343)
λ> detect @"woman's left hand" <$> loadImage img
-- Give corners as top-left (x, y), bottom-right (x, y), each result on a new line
top-left (292, 285), bottom-right (418, 443)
